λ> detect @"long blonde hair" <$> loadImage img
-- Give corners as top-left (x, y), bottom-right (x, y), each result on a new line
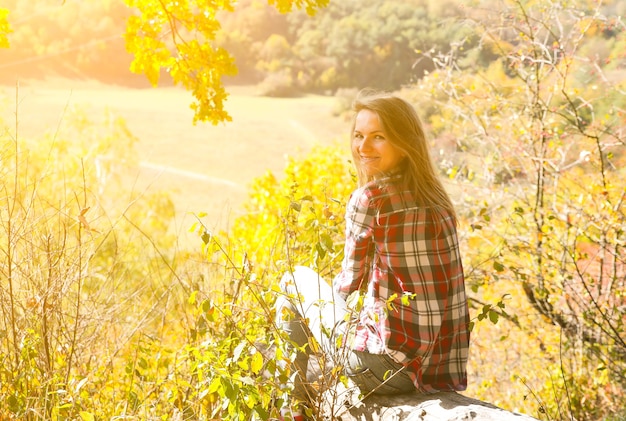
top-left (351, 90), bottom-right (457, 220)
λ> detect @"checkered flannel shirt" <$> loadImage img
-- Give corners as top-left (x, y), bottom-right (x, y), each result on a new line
top-left (333, 172), bottom-right (470, 393)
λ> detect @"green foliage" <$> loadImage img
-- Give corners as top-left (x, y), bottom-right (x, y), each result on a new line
top-left (173, 267), bottom-right (291, 420)
top-left (283, 0), bottom-right (467, 92)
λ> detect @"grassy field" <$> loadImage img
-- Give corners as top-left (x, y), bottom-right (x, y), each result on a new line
top-left (0, 79), bottom-right (350, 247)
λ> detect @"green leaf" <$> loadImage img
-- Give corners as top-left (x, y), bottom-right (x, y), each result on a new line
top-left (320, 233), bottom-right (334, 250)
top-left (290, 201), bottom-right (301, 212)
top-left (315, 242), bottom-right (326, 259)
top-left (488, 310), bottom-right (500, 324)
top-left (255, 405), bottom-right (270, 420)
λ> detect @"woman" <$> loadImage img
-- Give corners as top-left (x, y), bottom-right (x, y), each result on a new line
top-left (276, 90), bottom-right (470, 419)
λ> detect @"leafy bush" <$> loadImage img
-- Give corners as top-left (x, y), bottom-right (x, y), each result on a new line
top-left (257, 69), bottom-right (300, 98)
top-left (0, 103), bottom-right (180, 419)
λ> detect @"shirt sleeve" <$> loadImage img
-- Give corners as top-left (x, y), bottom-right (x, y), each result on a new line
top-left (333, 188), bottom-right (375, 300)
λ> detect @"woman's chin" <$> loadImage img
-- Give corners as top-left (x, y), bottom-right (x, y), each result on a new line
top-left (362, 166), bottom-right (380, 177)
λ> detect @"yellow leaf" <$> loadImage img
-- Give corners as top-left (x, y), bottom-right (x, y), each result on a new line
top-left (0, 8), bottom-right (11, 49)
top-left (251, 351), bottom-right (263, 374)
top-left (386, 293), bottom-right (398, 311)
top-left (79, 412), bottom-right (95, 421)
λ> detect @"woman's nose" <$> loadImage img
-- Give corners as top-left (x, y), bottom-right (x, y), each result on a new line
top-left (358, 136), bottom-right (371, 151)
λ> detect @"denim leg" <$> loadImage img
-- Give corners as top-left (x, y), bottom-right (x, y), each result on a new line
top-left (345, 350), bottom-right (416, 395)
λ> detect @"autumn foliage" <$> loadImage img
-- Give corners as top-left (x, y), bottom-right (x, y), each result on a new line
top-left (0, 0), bottom-right (625, 420)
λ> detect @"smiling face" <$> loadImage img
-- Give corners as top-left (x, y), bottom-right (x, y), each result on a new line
top-left (352, 109), bottom-right (405, 178)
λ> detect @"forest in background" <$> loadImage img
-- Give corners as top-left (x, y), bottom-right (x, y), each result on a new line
top-left (3, 0), bottom-right (622, 93)
top-left (1, 0), bottom-right (625, 420)
top-left (2, 0), bottom-right (456, 90)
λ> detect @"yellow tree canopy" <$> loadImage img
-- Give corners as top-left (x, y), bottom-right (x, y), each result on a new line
top-left (0, 8), bottom-right (11, 49)
top-left (123, 0), bottom-right (328, 125)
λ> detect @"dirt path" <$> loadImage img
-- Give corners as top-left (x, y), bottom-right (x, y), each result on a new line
top-left (139, 161), bottom-right (244, 189)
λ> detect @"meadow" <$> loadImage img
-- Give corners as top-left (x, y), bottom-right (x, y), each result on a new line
top-left (1, 78), bottom-right (348, 247)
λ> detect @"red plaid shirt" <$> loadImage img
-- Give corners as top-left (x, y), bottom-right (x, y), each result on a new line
top-left (333, 173), bottom-right (470, 393)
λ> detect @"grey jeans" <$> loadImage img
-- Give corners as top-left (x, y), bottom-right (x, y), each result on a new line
top-left (275, 266), bottom-right (415, 399)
